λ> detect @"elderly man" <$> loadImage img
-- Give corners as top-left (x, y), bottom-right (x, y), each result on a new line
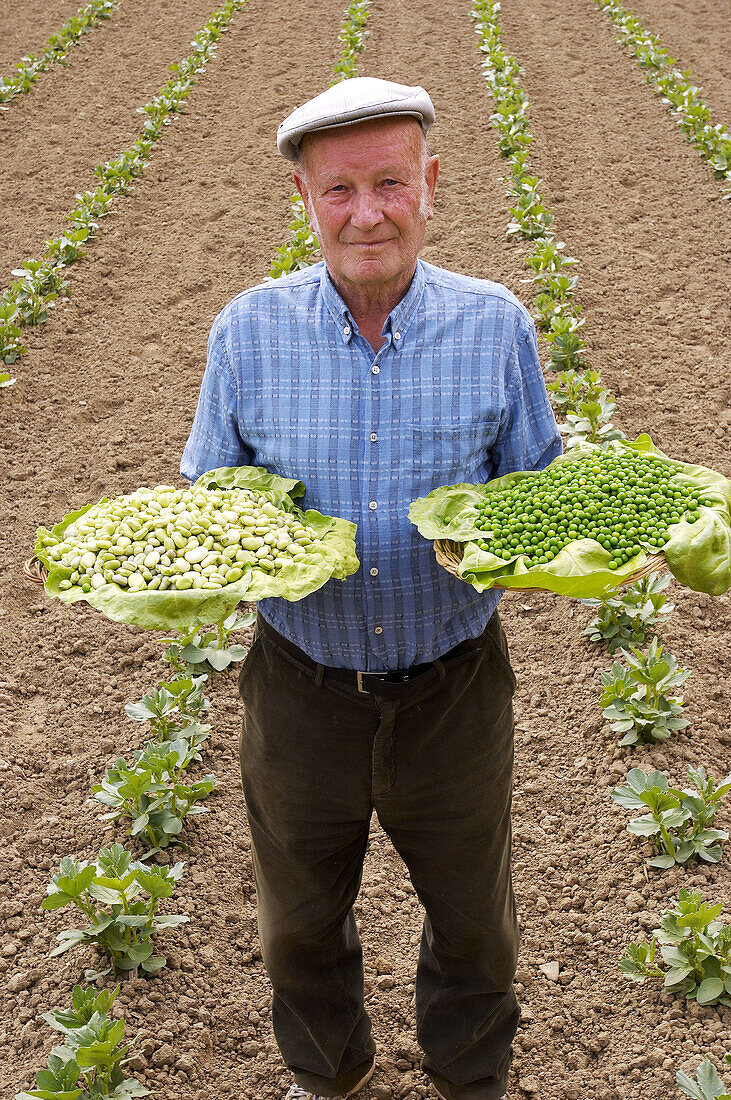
top-left (182, 78), bottom-right (561, 1100)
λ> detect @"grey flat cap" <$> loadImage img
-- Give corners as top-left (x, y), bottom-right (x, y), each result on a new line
top-left (277, 77), bottom-right (435, 161)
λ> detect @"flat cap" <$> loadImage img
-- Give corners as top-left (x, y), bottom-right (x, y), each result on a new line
top-left (277, 77), bottom-right (435, 161)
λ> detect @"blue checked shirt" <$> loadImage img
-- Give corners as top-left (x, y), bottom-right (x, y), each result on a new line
top-left (181, 259), bottom-right (561, 671)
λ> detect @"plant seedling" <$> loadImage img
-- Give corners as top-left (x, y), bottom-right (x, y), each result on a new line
top-left (600, 636), bottom-right (690, 745)
top-left (162, 609), bottom-right (255, 673)
top-left (16, 983), bottom-right (149, 1099)
top-left (125, 675), bottom-right (211, 744)
top-left (583, 573), bottom-right (675, 652)
top-left (620, 889), bottom-right (731, 1006)
top-left (677, 1056), bottom-right (731, 1100)
top-left (269, 197), bottom-right (321, 279)
top-left (611, 766), bottom-right (731, 867)
top-left (93, 738), bottom-right (215, 852)
top-left (42, 844), bottom-right (188, 979)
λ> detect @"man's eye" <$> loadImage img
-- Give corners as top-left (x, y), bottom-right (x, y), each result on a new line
top-left (383, 178), bottom-right (399, 186)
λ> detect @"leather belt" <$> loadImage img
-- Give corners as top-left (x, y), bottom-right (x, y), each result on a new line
top-left (256, 616), bottom-right (485, 696)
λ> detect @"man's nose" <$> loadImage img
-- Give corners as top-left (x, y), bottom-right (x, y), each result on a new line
top-left (349, 190), bottom-right (384, 230)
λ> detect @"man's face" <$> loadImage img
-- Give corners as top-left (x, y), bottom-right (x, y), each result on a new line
top-left (293, 117), bottom-right (438, 296)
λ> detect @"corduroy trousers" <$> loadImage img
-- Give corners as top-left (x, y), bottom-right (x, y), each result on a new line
top-left (237, 611), bottom-right (520, 1100)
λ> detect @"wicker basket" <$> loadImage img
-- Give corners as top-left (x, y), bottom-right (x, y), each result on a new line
top-left (24, 556), bottom-right (48, 585)
top-left (434, 539), bottom-right (669, 591)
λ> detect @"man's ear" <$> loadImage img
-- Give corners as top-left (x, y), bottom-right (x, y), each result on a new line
top-left (292, 168), bottom-right (310, 214)
top-left (425, 155), bottom-right (439, 220)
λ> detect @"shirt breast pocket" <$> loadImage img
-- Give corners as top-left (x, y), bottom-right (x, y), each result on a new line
top-left (411, 418), bottom-right (499, 484)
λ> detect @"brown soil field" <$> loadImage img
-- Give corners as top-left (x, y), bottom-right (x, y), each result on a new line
top-left (1, 0), bottom-right (730, 1097)
top-left (0, 0), bottom-right (81, 72)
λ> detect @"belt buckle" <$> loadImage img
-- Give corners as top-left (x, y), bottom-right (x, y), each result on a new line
top-left (356, 671), bottom-right (369, 694)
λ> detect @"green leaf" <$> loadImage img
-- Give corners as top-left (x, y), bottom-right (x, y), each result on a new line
top-left (140, 955), bottom-right (166, 973)
top-left (697, 977), bottom-right (725, 1004)
top-left (678, 902), bottom-right (724, 930)
top-left (664, 965), bottom-right (694, 986)
top-left (114, 914), bottom-right (150, 928)
top-left (16, 1092), bottom-right (83, 1100)
top-left (677, 1058), bottom-right (731, 1099)
top-left (42, 892), bottom-right (74, 911)
top-left (130, 813), bottom-right (150, 837)
top-left (648, 853), bottom-right (676, 869)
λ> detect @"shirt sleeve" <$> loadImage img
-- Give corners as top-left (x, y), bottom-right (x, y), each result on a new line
top-left (490, 319), bottom-right (563, 478)
top-left (180, 319), bottom-right (255, 483)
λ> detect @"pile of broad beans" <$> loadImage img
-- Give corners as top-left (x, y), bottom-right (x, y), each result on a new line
top-left (40, 485), bottom-right (320, 593)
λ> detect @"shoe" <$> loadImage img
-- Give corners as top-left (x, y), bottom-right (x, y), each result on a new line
top-left (285, 1060), bottom-right (375, 1099)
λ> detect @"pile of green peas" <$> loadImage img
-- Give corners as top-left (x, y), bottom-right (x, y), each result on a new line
top-left (40, 484), bottom-right (320, 594)
top-left (473, 452), bottom-right (709, 570)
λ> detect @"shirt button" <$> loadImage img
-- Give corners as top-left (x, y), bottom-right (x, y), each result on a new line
top-left (343, 325), bottom-right (351, 335)
top-left (370, 567), bottom-right (378, 576)
top-left (370, 432), bottom-right (378, 442)
top-left (374, 626), bottom-right (383, 635)
top-left (371, 365), bottom-right (380, 375)
top-left (394, 331), bottom-right (401, 340)
top-left (368, 501), bottom-right (377, 511)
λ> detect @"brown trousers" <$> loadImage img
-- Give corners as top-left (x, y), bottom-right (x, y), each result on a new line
top-left (238, 612), bottom-right (519, 1100)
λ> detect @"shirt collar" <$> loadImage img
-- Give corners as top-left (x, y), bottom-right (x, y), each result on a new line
top-left (319, 260), bottom-right (426, 347)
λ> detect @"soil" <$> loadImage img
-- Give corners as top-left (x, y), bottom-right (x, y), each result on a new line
top-left (0, 0), bottom-right (81, 73)
top-left (1, 0), bottom-right (730, 1097)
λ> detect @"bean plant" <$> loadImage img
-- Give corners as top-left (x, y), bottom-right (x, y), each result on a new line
top-left (542, 314), bottom-right (587, 373)
top-left (611, 767), bottom-right (731, 868)
top-left (621, 890), bottom-right (731, 1007)
top-left (125, 677), bottom-right (211, 744)
top-left (269, 198), bottom-right (321, 280)
top-left (93, 738), bottom-right (215, 852)
top-left (600, 637), bottom-right (690, 745)
top-left (506, 175), bottom-right (555, 240)
top-left (678, 1056), bottom-right (731, 1100)
top-left (559, 389), bottom-right (625, 448)
top-left (533, 274), bottom-right (580, 328)
top-left (43, 844), bottom-right (188, 979)
top-left (162, 609), bottom-right (255, 674)
top-left (583, 573), bottom-right (675, 652)
top-left (16, 984), bottom-right (147, 1100)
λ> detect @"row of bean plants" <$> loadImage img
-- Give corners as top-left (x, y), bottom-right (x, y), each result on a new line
top-left (0, 0), bottom-right (248, 390)
top-left (18, 600), bottom-right (254, 1097)
top-left (0, 0), bottom-right (121, 109)
top-left (268, 0), bottom-right (371, 280)
top-left (18, 666), bottom-right (213, 1098)
top-left (18, 597), bottom-right (260, 1097)
top-left (594, 0), bottom-right (731, 200)
top-left (470, 1), bottom-right (730, 1093)
top-left (472, 0), bottom-right (617, 437)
